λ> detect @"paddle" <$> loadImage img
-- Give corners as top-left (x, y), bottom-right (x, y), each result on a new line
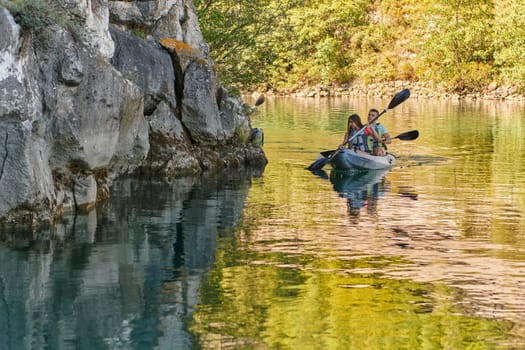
top-left (307, 89), bottom-right (411, 171)
top-left (319, 130), bottom-right (419, 157)
top-left (253, 94), bottom-right (265, 107)
top-left (392, 129), bottom-right (418, 141)
top-left (245, 94), bottom-right (266, 115)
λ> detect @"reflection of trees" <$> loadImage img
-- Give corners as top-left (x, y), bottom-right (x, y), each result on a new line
top-left (406, 100), bottom-right (525, 243)
top-left (0, 170), bottom-right (255, 349)
top-left (191, 251), bottom-right (512, 349)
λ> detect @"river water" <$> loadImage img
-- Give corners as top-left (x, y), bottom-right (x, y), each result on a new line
top-left (1, 95), bottom-right (524, 349)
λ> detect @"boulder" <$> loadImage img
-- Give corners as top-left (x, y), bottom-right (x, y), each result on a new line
top-left (109, 26), bottom-right (176, 114)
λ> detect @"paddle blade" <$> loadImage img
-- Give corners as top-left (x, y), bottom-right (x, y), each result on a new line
top-left (307, 156), bottom-right (330, 171)
top-left (387, 89), bottom-right (410, 110)
top-left (254, 94), bottom-right (265, 107)
top-left (311, 169), bottom-right (328, 179)
top-left (320, 150), bottom-right (336, 157)
top-left (395, 130), bottom-right (419, 140)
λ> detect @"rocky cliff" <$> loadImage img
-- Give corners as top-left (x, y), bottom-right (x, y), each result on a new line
top-left (0, 0), bottom-right (267, 226)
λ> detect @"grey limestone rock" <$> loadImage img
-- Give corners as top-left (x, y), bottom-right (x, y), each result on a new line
top-left (0, 0), bottom-right (265, 225)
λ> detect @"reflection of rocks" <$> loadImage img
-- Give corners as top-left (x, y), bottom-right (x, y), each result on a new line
top-left (0, 171), bottom-right (254, 348)
top-left (55, 209), bottom-right (98, 243)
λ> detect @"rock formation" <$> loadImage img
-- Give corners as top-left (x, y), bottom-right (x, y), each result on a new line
top-left (0, 0), bottom-right (267, 226)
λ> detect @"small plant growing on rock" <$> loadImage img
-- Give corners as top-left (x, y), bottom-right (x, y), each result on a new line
top-left (3, 0), bottom-right (81, 46)
top-left (9, 0), bottom-right (54, 27)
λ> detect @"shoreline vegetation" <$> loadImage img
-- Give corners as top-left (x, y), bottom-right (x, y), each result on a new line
top-left (246, 81), bottom-right (525, 102)
top-left (196, 1), bottom-right (525, 104)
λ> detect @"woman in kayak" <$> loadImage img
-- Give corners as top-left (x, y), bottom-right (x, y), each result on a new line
top-left (338, 113), bottom-right (381, 154)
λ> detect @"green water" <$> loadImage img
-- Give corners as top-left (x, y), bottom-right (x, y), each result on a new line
top-left (1, 96), bottom-right (524, 349)
top-left (188, 96), bottom-right (525, 349)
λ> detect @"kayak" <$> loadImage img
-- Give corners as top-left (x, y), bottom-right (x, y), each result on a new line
top-left (329, 149), bottom-right (396, 170)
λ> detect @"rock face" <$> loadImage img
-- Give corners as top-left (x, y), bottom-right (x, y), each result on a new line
top-left (0, 0), bottom-right (267, 225)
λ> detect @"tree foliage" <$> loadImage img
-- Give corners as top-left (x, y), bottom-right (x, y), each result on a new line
top-left (194, 0), bottom-right (301, 88)
top-left (195, 0), bottom-right (525, 92)
top-left (415, 0), bottom-right (495, 91)
top-left (493, 0), bottom-right (525, 89)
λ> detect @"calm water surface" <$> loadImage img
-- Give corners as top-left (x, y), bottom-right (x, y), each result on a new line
top-left (1, 96), bottom-right (525, 349)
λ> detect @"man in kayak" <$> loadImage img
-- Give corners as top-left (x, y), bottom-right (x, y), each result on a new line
top-left (368, 108), bottom-right (391, 156)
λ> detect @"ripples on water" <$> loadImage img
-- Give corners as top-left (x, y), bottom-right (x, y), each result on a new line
top-left (228, 96), bottom-right (525, 348)
top-left (1, 96), bottom-right (525, 349)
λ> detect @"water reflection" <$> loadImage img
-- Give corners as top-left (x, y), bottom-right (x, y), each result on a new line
top-left (332, 169), bottom-right (390, 217)
top-left (312, 168), bottom-right (391, 217)
top-left (239, 96), bottom-right (525, 348)
top-left (0, 170), bottom-right (258, 349)
top-left (2, 96), bottom-right (525, 349)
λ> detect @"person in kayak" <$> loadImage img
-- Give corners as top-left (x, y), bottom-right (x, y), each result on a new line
top-left (368, 108), bottom-right (391, 156)
top-left (338, 113), bottom-right (381, 154)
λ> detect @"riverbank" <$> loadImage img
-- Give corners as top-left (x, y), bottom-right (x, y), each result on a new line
top-left (251, 81), bottom-right (525, 102)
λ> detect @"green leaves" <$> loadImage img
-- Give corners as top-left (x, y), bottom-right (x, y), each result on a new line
top-left (195, 0), bottom-right (525, 92)
top-left (493, 0), bottom-right (525, 90)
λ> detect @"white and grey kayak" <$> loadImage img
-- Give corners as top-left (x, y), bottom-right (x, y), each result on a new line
top-left (330, 149), bottom-right (396, 170)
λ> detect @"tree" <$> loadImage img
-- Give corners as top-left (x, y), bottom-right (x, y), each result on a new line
top-left (194, 0), bottom-right (302, 89)
top-left (196, 0), bottom-right (522, 93)
top-left (493, 0), bottom-right (525, 90)
top-left (416, 0), bottom-right (495, 91)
